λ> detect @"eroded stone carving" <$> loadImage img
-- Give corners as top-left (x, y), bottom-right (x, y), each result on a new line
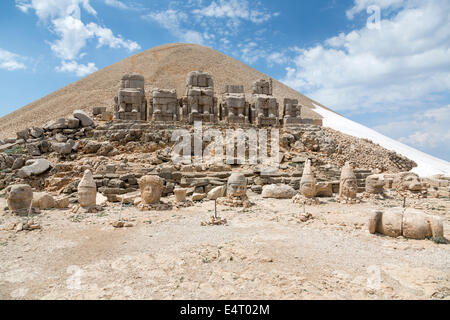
top-left (78, 169), bottom-right (97, 208)
top-left (393, 172), bottom-right (423, 192)
top-left (365, 174), bottom-right (386, 194)
top-left (338, 162), bottom-right (359, 202)
top-left (369, 208), bottom-right (444, 240)
top-left (251, 79), bottom-right (279, 126)
top-left (218, 173), bottom-right (251, 207)
top-left (182, 71), bottom-right (218, 124)
top-left (221, 85), bottom-right (248, 124)
top-left (114, 73), bottom-right (147, 121)
top-left (139, 175), bottom-right (163, 205)
top-left (150, 89), bottom-right (179, 122)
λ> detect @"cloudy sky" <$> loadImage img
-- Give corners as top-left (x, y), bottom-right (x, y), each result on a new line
top-left (0, 0), bottom-right (449, 160)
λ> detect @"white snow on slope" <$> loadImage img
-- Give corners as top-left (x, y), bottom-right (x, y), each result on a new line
top-left (313, 104), bottom-right (450, 177)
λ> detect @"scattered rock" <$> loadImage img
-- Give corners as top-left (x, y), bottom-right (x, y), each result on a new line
top-left (262, 184), bottom-right (296, 199)
top-left (17, 159), bottom-right (51, 178)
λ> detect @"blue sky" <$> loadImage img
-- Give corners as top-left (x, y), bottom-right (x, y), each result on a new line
top-left (0, 0), bottom-right (449, 161)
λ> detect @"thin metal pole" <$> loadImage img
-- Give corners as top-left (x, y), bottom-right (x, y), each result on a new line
top-left (214, 199), bottom-right (217, 219)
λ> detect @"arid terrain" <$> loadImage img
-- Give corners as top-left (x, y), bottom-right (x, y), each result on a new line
top-left (0, 193), bottom-right (448, 300)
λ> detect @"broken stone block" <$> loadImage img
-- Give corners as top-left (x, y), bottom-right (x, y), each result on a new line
top-left (17, 159), bottom-right (51, 178)
top-left (73, 110), bottom-right (94, 127)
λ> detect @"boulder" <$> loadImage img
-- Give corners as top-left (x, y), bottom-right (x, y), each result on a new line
top-left (11, 157), bottom-right (25, 170)
top-left (55, 196), bottom-right (70, 209)
top-left (17, 159), bottom-right (51, 178)
top-left (7, 184), bottom-right (33, 213)
top-left (32, 192), bottom-right (56, 210)
top-left (207, 186), bottom-right (226, 200)
top-left (30, 127), bottom-right (44, 138)
top-left (66, 117), bottom-right (80, 129)
top-left (92, 106), bottom-right (106, 115)
top-left (84, 141), bottom-right (101, 154)
top-left (16, 129), bottom-right (29, 141)
top-left (262, 184), bottom-right (297, 199)
top-left (315, 182), bottom-right (333, 197)
top-left (192, 193), bottom-right (206, 201)
top-left (44, 118), bottom-right (67, 130)
top-left (52, 142), bottom-right (72, 155)
top-left (27, 143), bottom-right (41, 156)
top-left (73, 110), bottom-right (94, 127)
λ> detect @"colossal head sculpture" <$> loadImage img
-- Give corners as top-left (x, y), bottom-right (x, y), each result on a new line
top-left (78, 170), bottom-right (97, 208)
top-left (300, 160), bottom-right (317, 198)
top-left (182, 71), bottom-right (217, 124)
top-left (227, 173), bottom-right (247, 199)
top-left (139, 175), bottom-right (163, 205)
top-left (221, 85), bottom-right (248, 124)
top-left (339, 162), bottom-right (358, 199)
top-left (393, 172), bottom-right (422, 192)
top-left (251, 79), bottom-right (279, 126)
top-left (114, 73), bottom-right (147, 121)
top-left (365, 174), bottom-right (386, 194)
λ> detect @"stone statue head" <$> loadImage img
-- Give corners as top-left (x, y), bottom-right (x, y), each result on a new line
top-left (365, 174), bottom-right (385, 194)
top-left (300, 159), bottom-right (316, 198)
top-left (393, 172), bottom-right (422, 192)
top-left (339, 162), bottom-right (358, 199)
top-left (227, 173), bottom-right (247, 198)
top-left (139, 175), bottom-right (164, 205)
top-left (78, 169), bottom-right (97, 208)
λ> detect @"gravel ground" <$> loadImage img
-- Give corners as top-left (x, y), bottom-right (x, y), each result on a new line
top-left (0, 194), bottom-right (448, 300)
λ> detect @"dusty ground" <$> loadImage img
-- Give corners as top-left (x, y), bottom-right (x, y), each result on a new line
top-left (0, 193), bottom-right (449, 300)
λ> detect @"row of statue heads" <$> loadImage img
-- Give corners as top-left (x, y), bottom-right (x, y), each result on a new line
top-left (113, 71), bottom-right (313, 126)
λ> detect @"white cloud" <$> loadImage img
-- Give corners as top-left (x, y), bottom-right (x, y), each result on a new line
top-left (375, 105), bottom-right (450, 157)
top-left (16, 0), bottom-right (140, 76)
top-left (282, 0), bottom-right (450, 114)
top-left (56, 60), bottom-right (98, 76)
top-left (192, 0), bottom-right (273, 24)
top-left (143, 9), bottom-right (205, 45)
top-left (104, 0), bottom-right (130, 10)
top-left (346, 0), bottom-right (404, 19)
top-left (0, 48), bottom-right (27, 71)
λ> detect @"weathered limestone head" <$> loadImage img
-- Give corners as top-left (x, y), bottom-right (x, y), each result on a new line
top-left (139, 175), bottom-right (164, 205)
top-left (300, 160), bottom-right (317, 198)
top-left (7, 184), bottom-right (33, 213)
top-left (365, 174), bottom-right (385, 194)
top-left (227, 173), bottom-right (247, 198)
top-left (369, 208), bottom-right (443, 240)
top-left (393, 172), bottom-right (422, 192)
top-left (78, 169), bottom-right (97, 208)
top-left (339, 162), bottom-right (358, 199)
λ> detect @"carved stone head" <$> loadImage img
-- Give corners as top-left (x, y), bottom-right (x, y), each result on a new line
top-left (78, 169), bottom-right (97, 208)
top-left (227, 173), bottom-right (247, 198)
top-left (393, 172), bottom-right (422, 192)
top-left (300, 160), bottom-right (316, 198)
top-left (139, 176), bottom-right (164, 205)
top-left (365, 174), bottom-right (385, 194)
top-left (339, 162), bottom-right (358, 199)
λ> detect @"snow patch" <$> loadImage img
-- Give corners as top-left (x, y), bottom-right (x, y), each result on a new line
top-left (312, 104), bottom-right (450, 177)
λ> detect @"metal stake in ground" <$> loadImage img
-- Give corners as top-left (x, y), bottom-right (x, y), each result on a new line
top-left (214, 199), bottom-right (217, 219)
